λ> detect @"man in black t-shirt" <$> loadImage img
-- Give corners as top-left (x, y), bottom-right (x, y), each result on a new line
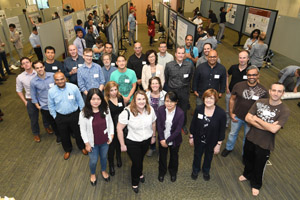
top-left (216, 4), bottom-right (232, 43)
top-left (208, 10), bottom-right (218, 29)
top-left (239, 83), bottom-right (290, 196)
top-left (44, 46), bottom-right (63, 73)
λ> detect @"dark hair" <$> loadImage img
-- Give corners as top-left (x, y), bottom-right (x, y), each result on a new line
top-left (93, 10), bottom-right (97, 14)
top-left (165, 91), bottom-right (178, 102)
top-left (145, 49), bottom-right (158, 65)
top-left (209, 10), bottom-right (213, 14)
top-left (87, 16), bottom-right (92, 20)
top-left (207, 28), bottom-right (214, 36)
top-left (32, 27), bottom-right (37, 31)
top-left (117, 55), bottom-right (126, 61)
top-left (250, 29), bottom-right (261, 39)
top-left (38, 17), bottom-right (42, 23)
top-left (83, 88), bottom-right (108, 119)
top-left (105, 42), bottom-right (113, 48)
top-left (87, 25), bottom-right (93, 30)
top-left (148, 77), bottom-right (162, 92)
top-left (203, 43), bottom-right (212, 49)
top-left (20, 57), bottom-right (31, 64)
top-left (185, 34), bottom-right (193, 40)
top-left (32, 60), bottom-right (44, 68)
top-left (239, 50), bottom-right (250, 58)
top-left (96, 37), bottom-right (103, 44)
top-left (54, 12), bottom-right (59, 17)
top-left (9, 24), bottom-right (16, 28)
top-left (220, 7), bottom-right (224, 12)
top-left (77, 19), bottom-right (82, 25)
top-left (75, 28), bottom-right (83, 34)
top-left (45, 46), bottom-right (55, 53)
top-left (270, 82), bottom-right (285, 91)
top-left (159, 41), bottom-right (167, 46)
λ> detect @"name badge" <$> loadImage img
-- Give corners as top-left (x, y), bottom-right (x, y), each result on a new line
top-left (184, 74), bottom-right (189, 78)
top-left (78, 64), bottom-right (83, 68)
top-left (125, 79), bottom-right (130, 83)
top-left (118, 102), bottom-right (123, 107)
top-left (52, 66), bottom-right (58, 70)
top-left (214, 74), bottom-right (220, 79)
top-left (73, 66), bottom-right (77, 69)
top-left (243, 75), bottom-right (248, 80)
top-left (94, 74), bottom-right (99, 78)
top-left (49, 83), bottom-right (54, 88)
top-left (198, 114), bottom-right (203, 119)
top-left (142, 61), bottom-right (146, 65)
top-left (252, 95), bottom-right (259, 100)
top-left (104, 129), bottom-right (108, 134)
top-left (156, 70), bottom-right (161, 75)
top-left (68, 95), bottom-right (74, 99)
top-left (111, 63), bottom-right (115, 66)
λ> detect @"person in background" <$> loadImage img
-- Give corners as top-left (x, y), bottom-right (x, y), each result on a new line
top-left (278, 65), bottom-right (300, 92)
top-left (85, 19), bottom-right (99, 37)
top-left (243, 29), bottom-right (260, 51)
top-left (117, 90), bottom-right (156, 193)
top-left (104, 81), bottom-right (124, 176)
top-left (73, 29), bottom-right (86, 57)
top-left (130, 3), bottom-right (137, 19)
top-left (29, 27), bottom-right (43, 61)
top-left (146, 4), bottom-right (152, 18)
top-left (208, 10), bottom-right (218, 29)
top-left (184, 35), bottom-right (198, 65)
top-left (0, 38), bottom-right (15, 79)
top-left (157, 41), bottom-right (174, 69)
top-left (146, 77), bottom-right (166, 157)
top-left (128, 9), bottom-right (137, 46)
top-left (196, 28), bottom-right (217, 56)
top-left (157, 91), bottom-right (184, 182)
top-left (101, 53), bottom-right (117, 85)
top-left (142, 49), bottom-right (165, 90)
top-left (105, 4), bottom-right (111, 22)
top-left (84, 25), bottom-right (96, 49)
top-left (92, 37), bottom-right (104, 63)
top-left (64, 45), bottom-right (84, 85)
top-left (190, 89), bottom-right (226, 181)
top-left (249, 32), bottom-right (268, 69)
top-left (97, 42), bottom-right (118, 67)
top-left (52, 12), bottom-right (60, 20)
top-left (79, 88), bottom-right (114, 186)
top-left (147, 10), bottom-right (160, 46)
top-left (196, 43), bottom-right (221, 67)
top-left (9, 24), bottom-right (23, 59)
top-left (192, 12), bottom-right (203, 28)
top-left (195, 26), bottom-right (207, 44)
top-left (74, 19), bottom-right (86, 37)
top-left (217, 4), bottom-right (233, 44)
top-left (44, 46), bottom-right (63, 73)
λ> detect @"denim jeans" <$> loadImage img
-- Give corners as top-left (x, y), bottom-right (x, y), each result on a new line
top-left (225, 93), bottom-right (231, 126)
top-left (225, 116), bottom-right (250, 151)
top-left (88, 143), bottom-right (109, 174)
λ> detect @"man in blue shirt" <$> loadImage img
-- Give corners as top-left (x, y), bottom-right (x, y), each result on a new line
top-left (73, 29), bottom-right (86, 57)
top-left (64, 44), bottom-right (84, 85)
top-left (48, 72), bottom-right (87, 160)
top-left (184, 35), bottom-right (198, 65)
top-left (74, 19), bottom-right (86, 37)
top-left (77, 48), bottom-right (105, 100)
top-left (30, 61), bottom-right (61, 143)
top-left (101, 53), bottom-right (117, 85)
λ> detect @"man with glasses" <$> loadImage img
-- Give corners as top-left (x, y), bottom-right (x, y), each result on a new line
top-left (157, 41), bottom-right (174, 68)
top-left (221, 65), bottom-right (268, 157)
top-left (97, 42), bottom-right (117, 67)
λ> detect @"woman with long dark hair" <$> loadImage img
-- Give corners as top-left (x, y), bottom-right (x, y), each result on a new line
top-left (244, 29), bottom-right (260, 51)
top-left (79, 88), bottom-right (114, 186)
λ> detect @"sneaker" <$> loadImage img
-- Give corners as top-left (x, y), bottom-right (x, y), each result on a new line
top-left (147, 149), bottom-right (155, 157)
top-left (203, 173), bottom-right (210, 181)
top-left (221, 149), bottom-right (232, 157)
top-left (191, 172), bottom-right (198, 180)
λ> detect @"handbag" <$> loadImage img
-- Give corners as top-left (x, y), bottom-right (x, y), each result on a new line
top-left (123, 108), bottom-right (130, 139)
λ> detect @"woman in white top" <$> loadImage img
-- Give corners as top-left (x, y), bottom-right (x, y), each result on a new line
top-left (79, 88), bottom-right (114, 186)
top-left (243, 29), bottom-right (260, 51)
top-left (142, 49), bottom-right (165, 90)
top-left (117, 90), bottom-right (156, 193)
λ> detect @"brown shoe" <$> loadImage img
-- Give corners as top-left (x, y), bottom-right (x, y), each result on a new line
top-left (64, 152), bottom-right (70, 160)
top-left (82, 149), bottom-right (88, 155)
top-left (34, 135), bottom-right (41, 143)
top-left (45, 127), bottom-right (54, 135)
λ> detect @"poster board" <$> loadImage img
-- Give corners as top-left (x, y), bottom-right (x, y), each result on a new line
top-left (225, 3), bottom-right (245, 32)
top-left (121, 3), bottom-right (128, 30)
top-left (37, 19), bottom-right (65, 60)
top-left (210, 1), bottom-right (225, 24)
top-left (4, 7), bottom-right (23, 18)
top-left (0, 10), bottom-right (6, 25)
top-left (200, 0), bottom-right (210, 18)
top-left (242, 7), bottom-right (277, 45)
top-left (99, 4), bottom-right (103, 19)
top-left (176, 15), bottom-right (197, 47)
top-left (116, 11), bottom-right (122, 41)
top-left (60, 14), bottom-right (76, 43)
top-left (42, 7), bottom-right (58, 22)
top-left (3, 15), bottom-right (30, 45)
top-left (159, 3), bottom-right (164, 26)
top-left (75, 10), bottom-right (86, 24)
top-left (169, 9), bottom-right (177, 43)
top-left (107, 16), bottom-right (119, 55)
top-left (163, 5), bottom-right (169, 29)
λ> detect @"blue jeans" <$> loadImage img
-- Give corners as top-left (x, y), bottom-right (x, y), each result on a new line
top-left (225, 93), bottom-right (231, 126)
top-left (225, 116), bottom-right (250, 151)
top-left (89, 143), bottom-right (109, 174)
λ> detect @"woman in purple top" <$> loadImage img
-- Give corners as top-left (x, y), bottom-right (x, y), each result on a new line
top-left (146, 77), bottom-right (166, 156)
top-left (79, 88), bottom-right (114, 186)
top-left (157, 91), bottom-right (184, 182)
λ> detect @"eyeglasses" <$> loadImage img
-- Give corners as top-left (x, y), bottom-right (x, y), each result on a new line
top-left (208, 56), bottom-right (217, 59)
top-left (247, 74), bottom-right (258, 77)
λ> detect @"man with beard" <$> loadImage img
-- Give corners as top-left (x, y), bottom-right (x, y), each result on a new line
top-left (196, 43), bottom-right (221, 67)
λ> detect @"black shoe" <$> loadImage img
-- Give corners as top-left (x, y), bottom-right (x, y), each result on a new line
top-left (71, 133), bottom-right (75, 138)
top-left (140, 175), bottom-right (145, 183)
top-left (191, 172), bottom-right (198, 180)
top-left (109, 165), bottom-right (115, 176)
top-left (90, 179), bottom-right (97, 186)
top-left (221, 149), bottom-right (232, 157)
top-left (203, 173), bottom-right (210, 181)
top-left (132, 186), bottom-right (139, 193)
top-left (102, 175), bottom-right (110, 182)
top-left (297, 102), bottom-right (300, 107)
top-left (117, 157), bottom-right (122, 168)
top-left (171, 175), bottom-right (176, 182)
top-left (56, 136), bottom-right (62, 144)
top-left (158, 175), bottom-right (164, 182)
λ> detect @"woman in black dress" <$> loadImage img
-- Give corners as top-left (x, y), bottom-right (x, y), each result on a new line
top-left (104, 81), bottom-right (125, 176)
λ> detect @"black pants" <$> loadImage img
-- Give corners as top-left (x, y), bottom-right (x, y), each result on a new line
top-left (34, 47), bottom-right (43, 61)
top-left (0, 51), bottom-right (10, 76)
top-left (150, 36), bottom-right (154, 45)
top-left (126, 138), bottom-right (151, 186)
top-left (55, 110), bottom-right (85, 152)
top-left (170, 87), bottom-right (190, 126)
top-left (192, 142), bottom-right (214, 174)
top-left (159, 144), bottom-right (180, 176)
top-left (243, 139), bottom-right (270, 189)
top-left (41, 109), bottom-right (60, 137)
top-left (107, 133), bottom-right (121, 166)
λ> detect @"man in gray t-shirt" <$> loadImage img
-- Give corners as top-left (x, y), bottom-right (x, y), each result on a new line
top-left (278, 65), bottom-right (300, 92)
top-left (128, 9), bottom-right (136, 46)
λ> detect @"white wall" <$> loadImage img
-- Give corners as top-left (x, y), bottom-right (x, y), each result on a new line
top-left (184, 0), bottom-right (201, 13)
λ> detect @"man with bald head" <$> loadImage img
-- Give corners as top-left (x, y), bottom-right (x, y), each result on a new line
top-left (48, 72), bottom-right (87, 160)
top-left (127, 42), bottom-right (146, 90)
top-left (193, 50), bottom-right (226, 105)
top-left (64, 44), bottom-right (84, 85)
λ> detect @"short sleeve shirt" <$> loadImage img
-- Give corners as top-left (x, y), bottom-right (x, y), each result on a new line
top-left (246, 98), bottom-right (290, 151)
top-left (227, 64), bottom-right (249, 92)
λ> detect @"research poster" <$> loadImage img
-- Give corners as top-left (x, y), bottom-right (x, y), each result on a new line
top-left (226, 4), bottom-right (237, 24)
top-left (116, 12), bottom-right (121, 40)
top-left (176, 19), bottom-right (188, 46)
top-left (169, 10), bottom-right (177, 42)
top-left (28, 12), bottom-right (40, 24)
top-left (0, 10), bottom-right (6, 25)
top-left (76, 10), bottom-right (86, 23)
top-left (63, 15), bottom-right (75, 41)
top-left (99, 4), bottom-right (103, 18)
top-left (6, 16), bottom-right (25, 43)
top-left (163, 6), bottom-right (168, 27)
top-left (245, 8), bottom-right (271, 34)
top-left (112, 19), bottom-right (118, 54)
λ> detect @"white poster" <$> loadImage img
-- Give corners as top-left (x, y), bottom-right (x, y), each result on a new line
top-left (28, 12), bottom-right (40, 24)
top-left (226, 4), bottom-right (237, 24)
top-left (0, 10), bottom-right (6, 25)
top-left (6, 16), bottom-right (25, 43)
top-left (163, 6), bottom-right (168, 27)
top-left (169, 10), bottom-right (176, 42)
top-left (177, 19), bottom-right (188, 47)
top-left (245, 8), bottom-right (271, 34)
top-left (63, 15), bottom-right (75, 41)
top-left (76, 10), bottom-right (86, 23)
top-left (116, 12), bottom-right (121, 40)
